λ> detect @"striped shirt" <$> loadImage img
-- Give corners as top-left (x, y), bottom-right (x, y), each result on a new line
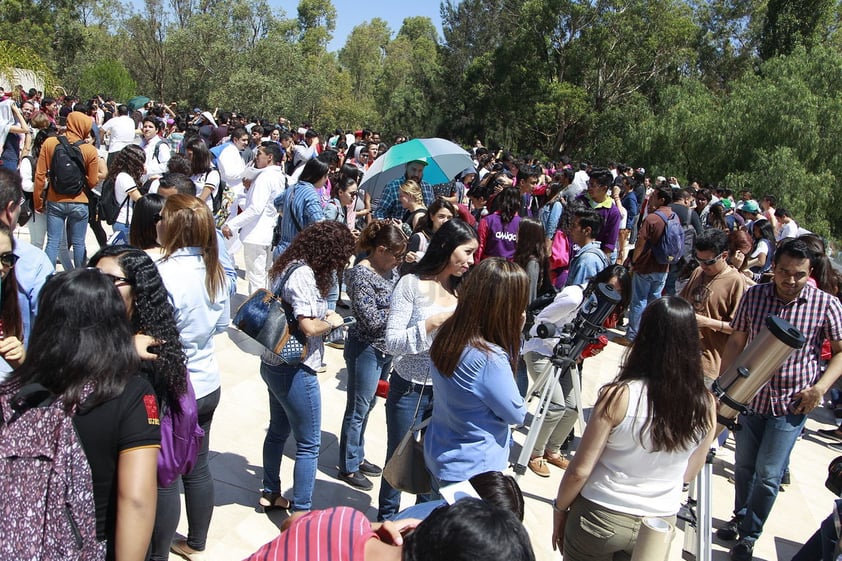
top-left (731, 282), bottom-right (842, 416)
top-left (243, 507), bottom-right (376, 561)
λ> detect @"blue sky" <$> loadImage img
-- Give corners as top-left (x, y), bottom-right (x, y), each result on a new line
top-left (275, 0), bottom-right (445, 52)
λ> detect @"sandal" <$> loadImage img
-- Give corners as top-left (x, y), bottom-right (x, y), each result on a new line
top-left (259, 490), bottom-right (291, 511)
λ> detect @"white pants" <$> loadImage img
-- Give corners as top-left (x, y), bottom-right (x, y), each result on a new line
top-left (243, 242), bottom-right (272, 294)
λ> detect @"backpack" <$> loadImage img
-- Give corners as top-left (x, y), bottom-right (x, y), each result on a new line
top-left (208, 171), bottom-right (230, 229)
top-left (650, 210), bottom-right (685, 265)
top-left (157, 375), bottom-right (204, 488)
top-left (97, 177), bottom-right (128, 226)
top-left (0, 382), bottom-right (105, 561)
top-left (49, 137), bottom-right (89, 196)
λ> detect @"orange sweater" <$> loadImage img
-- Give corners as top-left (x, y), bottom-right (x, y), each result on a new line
top-left (33, 112), bottom-right (99, 212)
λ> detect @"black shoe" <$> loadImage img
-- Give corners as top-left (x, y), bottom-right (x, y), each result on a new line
top-left (338, 470), bottom-right (373, 491)
top-left (716, 516), bottom-right (741, 541)
top-left (817, 427), bottom-right (842, 441)
top-left (359, 459), bottom-right (382, 477)
top-left (730, 539), bottom-right (754, 561)
top-left (780, 468), bottom-right (791, 486)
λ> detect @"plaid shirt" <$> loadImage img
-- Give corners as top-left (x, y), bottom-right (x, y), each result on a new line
top-left (372, 177), bottom-right (435, 220)
top-left (731, 282), bottom-right (842, 416)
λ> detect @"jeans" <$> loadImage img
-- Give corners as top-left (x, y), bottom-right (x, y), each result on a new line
top-left (150, 388), bottom-right (220, 558)
top-left (260, 361), bottom-right (322, 512)
top-left (45, 200), bottom-right (88, 268)
top-left (339, 335), bottom-right (392, 473)
top-left (733, 412), bottom-right (807, 542)
top-left (377, 373), bottom-right (434, 521)
top-left (626, 270), bottom-right (667, 340)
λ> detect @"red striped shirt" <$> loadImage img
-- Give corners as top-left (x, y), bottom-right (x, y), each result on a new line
top-left (244, 507), bottom-right (376, 561)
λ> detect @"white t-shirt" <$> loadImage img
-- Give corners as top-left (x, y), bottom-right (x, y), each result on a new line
top-left (114, 172), bottom-right (138, 226)
top-left (777, 220), bottom-right (799, 241)
top-left (101, 115), bottom-right (137, 154)
top-left (191, 169), bottom-right (221, 210)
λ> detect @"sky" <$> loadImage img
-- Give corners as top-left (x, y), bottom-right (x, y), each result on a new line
top-left (275, 0), bottom-right (445, 52)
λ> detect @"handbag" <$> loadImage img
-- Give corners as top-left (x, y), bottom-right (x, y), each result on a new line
top-left (382, 375), bottom-right (432, 494)
top-left (233, 263), bottom-right (308, 363)
top-left (158, 373), bottom-right (205, 488)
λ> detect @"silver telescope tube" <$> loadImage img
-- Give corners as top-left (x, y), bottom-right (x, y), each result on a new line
top-left (630, 517), bottom-right (674, 561)
top-left (712, 315), bottom-right (805, 436)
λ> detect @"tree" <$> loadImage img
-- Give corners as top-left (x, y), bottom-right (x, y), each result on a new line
top-left (78, 59), bottom-right (137, 101)
top-left (338, 18), bottom-right (391, 99)
top-left (759, 0), bottom-right (834, 59)
top-left (297, 0), bottom-right (336, 54)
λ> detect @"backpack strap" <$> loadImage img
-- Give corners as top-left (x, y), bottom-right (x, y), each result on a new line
top-left (53, 136), bottom-right (96, 200)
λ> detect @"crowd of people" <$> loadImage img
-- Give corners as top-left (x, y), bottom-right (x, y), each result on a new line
top-left (1, 88), bottom-right (842, 561)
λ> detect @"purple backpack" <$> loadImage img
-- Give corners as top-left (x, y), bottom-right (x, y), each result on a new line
top-left (0, 381), bottom-right (105, 560)
top-left (157, 374), bottom-right (204, 488)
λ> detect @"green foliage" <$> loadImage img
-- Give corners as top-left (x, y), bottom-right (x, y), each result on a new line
top-left (78, 60), bottom-right (137, 101)
top-left (0, 40), bottom-right (59, 93)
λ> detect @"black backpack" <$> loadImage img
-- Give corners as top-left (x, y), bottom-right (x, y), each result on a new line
top-left (49, 137), bottom-right (88, 196)
top-left (98, 177), bottom-right (129, 226)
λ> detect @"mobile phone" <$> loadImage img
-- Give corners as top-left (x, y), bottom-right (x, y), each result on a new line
top-left (343, 316), bottom-right (357, 326)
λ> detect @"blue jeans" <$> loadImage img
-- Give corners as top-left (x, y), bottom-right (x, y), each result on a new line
top-left (733, 412), bottom-right (807, 542)
top-left (45, 201), bottom-right (88, 268)
top-left (377, 373), bottom-right (434, 521)
top-left (260, 361), bottom-right (321, 512)
top-left (339, 335), bottom-right (392, 473)
top-left (626, 270), bottom-right (667, 340)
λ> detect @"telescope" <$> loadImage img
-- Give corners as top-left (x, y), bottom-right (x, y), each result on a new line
top-left (513, 282), bottom-right (621, 477)
top-left (712, 315), bottom-right (805, 436)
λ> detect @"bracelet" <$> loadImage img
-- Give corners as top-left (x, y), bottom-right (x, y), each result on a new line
top-left (551, 499), bottom-right (568, 514)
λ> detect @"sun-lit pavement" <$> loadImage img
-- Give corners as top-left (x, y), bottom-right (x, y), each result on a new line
top-left (30, 226), bottom-right (840, 560)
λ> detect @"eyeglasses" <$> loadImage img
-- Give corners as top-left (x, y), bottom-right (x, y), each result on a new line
top-left (695, 252), bottom-right (724, 266)
top-left (347, 191), bottom-right (359, 198)
top-left (0, 252), bottom-right (19, 268)
top-left (386, 247), bottom-right (407, 261)
top-left (102, 272), bottom-right (132, 285)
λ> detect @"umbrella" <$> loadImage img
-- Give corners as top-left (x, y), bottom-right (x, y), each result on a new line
top-left (126, 96), bottom-right (151, 112)
top-left (360, 138), bottom-right (473, 209)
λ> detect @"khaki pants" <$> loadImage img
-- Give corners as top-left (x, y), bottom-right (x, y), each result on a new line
top-left (563, 496), bottom-right (676, 561)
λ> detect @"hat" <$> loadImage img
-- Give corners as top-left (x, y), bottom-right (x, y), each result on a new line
top-left (720, 199), bottom-right (733, 210)
top-left (193, 107), bottom-right (201, 114)
top-left (458, 166), bottom-right (476, 179)
top-left (741, 200), bottom-right (760, 214)
top-left (407, 158), bottom-right (428, 167)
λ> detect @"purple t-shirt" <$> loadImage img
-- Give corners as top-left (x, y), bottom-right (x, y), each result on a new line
top-left (480, 213), bottom-right (521, 260)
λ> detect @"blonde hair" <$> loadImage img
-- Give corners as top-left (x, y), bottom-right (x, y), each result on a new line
top-left (400, 180), bottom-right (424, 205)
top-left (159, 194), bottom-right (226, 301)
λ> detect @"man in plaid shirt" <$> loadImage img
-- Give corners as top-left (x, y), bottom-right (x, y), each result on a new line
top-left (372, 160), bottom-right (435, 220)
top-left (716, 239), bottom-right (842, 561)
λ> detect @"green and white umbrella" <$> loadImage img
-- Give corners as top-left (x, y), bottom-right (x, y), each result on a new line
top-left (360, 138), bottom-right (473, 207)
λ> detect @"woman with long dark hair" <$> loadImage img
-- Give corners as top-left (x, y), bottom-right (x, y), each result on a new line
top-left (149, 194), bottom-right (229, 561)
top-left (378, 219), bottom-right (478, 521)
top-left (551, 296), bottom-right (716, 560)
top-left (425, 258), bottom-right (528, 486)
top-left (129, 193), bottom-right (166, 257)
top-left (476, 186), bottom-right (521, 261)
top-left (260, 221), bottom-right (355, 513)
top-left (513, 218), bottom-right (553, 303)
top-left (0, 223), bottom-right (24, 372)
top-left (105, 144), bottom-right (146, 237)
top-left (185, 137), bottom-right (220, 207)
top-left (2, 268), bottom-right (160, 560)
top-left (402, 197), bottom-right (456, 275)
top-left (746, 219), bottom-right (776, 276)
top-left (337, 221), bottom-right (406, 490)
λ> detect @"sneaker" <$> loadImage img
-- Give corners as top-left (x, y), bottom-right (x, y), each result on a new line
top-left (171, 539), bottom-right (207, 561)
top-left (338, 470), bottom-right (373, 491)
top-left (528, 457), bottom-right (551, 478)
top-left (730, 539), bottom-right (754, 561)
top-left (716, 516), bottom-right (741, 541)
top-left (612, 335), bottom-right (634, 347)
top-left (543, 452), bottom-right (570, 470)
top-left (359, 459), bottom-right (382, 477)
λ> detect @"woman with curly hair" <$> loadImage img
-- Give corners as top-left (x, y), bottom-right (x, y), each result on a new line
top-left (0, 223), bottom-right (24, 374)
top-left (149, 194), bottom-right (229, 561)
top-left (260, 221), bottom-right (355, 513)
top-left (106, 144), bottom-right (146, 237)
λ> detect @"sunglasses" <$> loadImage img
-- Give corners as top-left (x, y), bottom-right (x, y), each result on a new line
top-left (695, 252), bottom-right (723, 266)
top-left (0, 252), bottom-right (19, 268)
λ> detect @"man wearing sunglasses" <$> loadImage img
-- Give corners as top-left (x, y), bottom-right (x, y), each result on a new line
top-left (679, 228), bottom-right (749, 384)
